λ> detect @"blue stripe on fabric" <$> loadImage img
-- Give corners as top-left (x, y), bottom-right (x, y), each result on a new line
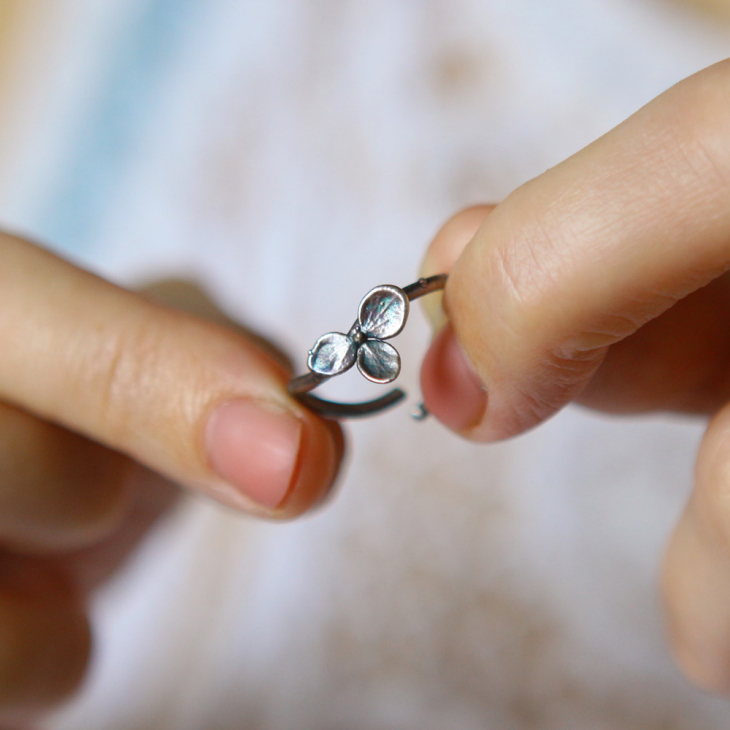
top-left (41, 0), bottom-right (199, 257)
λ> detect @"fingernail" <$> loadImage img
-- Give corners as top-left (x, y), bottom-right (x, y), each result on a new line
top-left (205, 399), bottom-right (302, 510)
top-left (421, 324), bottom-right (487, 433)
top-left (418, 264), bottom-right (447, 333)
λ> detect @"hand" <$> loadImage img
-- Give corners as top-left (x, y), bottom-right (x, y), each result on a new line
top-left (0, 235), bottom-right (343, 726)
top-left (420, 58), bottom-right (730, 693)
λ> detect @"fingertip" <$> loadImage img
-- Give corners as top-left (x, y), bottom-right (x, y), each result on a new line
top-left (420, 205), bottom-right (496, 332)
top-left (302, 417), bottom-right (347, 514)
top-left (275, 408), bottom-right (344, 519)
top-left (421, 324), bottom-right (488, 437)
top-left (421, 204), bottom-right (496, 278)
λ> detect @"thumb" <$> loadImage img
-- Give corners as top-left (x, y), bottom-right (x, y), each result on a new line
top-left (419, 205), bottom-right (494, 434)
top-left (0, 233), bottom-right (342, 518)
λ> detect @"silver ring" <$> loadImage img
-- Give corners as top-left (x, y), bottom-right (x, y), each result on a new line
top-left (287, 274), bottom-right (447, 419)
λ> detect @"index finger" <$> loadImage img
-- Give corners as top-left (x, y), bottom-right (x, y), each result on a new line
top-left (422, 59), bottom-right (730, 440)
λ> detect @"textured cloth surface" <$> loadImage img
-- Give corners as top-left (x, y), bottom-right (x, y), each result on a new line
top-left (0, 1), bottom-right (730, 728)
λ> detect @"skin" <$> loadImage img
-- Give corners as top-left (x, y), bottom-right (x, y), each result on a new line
top-left (419, 58), bottom-right (730, 695)
top-left (0, 239), bottom-right (344, 726)
top-left (6, 43), bottom-right (730, 722)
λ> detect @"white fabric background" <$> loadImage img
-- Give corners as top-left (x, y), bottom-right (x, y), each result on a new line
top-left (2, 0), bottom-right (730, 727)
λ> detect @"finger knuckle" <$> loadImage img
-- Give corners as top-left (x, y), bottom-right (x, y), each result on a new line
top-left (489, 212), bottom-right (565, 310)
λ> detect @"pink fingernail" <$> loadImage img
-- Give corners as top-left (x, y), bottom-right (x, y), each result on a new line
top-left (420, 324), bottom-right (487, 433)
top-left (205, 399), bottom-right (302, 510)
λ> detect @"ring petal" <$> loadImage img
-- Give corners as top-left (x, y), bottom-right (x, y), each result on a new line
top-left (358, 285), bottom-right (409, 339)
top-left (308, 332), bottom-right (357, 376)
top-left (357, 340), bottom-right (401, 384)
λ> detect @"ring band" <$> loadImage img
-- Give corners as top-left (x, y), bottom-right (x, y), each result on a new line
top-left (287, 274), bottom-right (447, 419)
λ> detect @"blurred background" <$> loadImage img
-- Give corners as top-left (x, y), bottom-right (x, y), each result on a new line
top-left (2, 0), bottom-right (730, 728)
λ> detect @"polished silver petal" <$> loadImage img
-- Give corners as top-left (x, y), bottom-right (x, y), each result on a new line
top-left (308, 332), bottom-right (357, 376)
top-left (358, 285), bottom-right (409, 340)
top-left (357, 339), bottom-right (401, 384)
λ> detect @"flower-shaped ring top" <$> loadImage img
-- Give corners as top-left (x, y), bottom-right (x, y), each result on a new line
top-left (307, 285), bottom-right (408, 384)
top-left (287, 274), bottom-right (447, 419)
